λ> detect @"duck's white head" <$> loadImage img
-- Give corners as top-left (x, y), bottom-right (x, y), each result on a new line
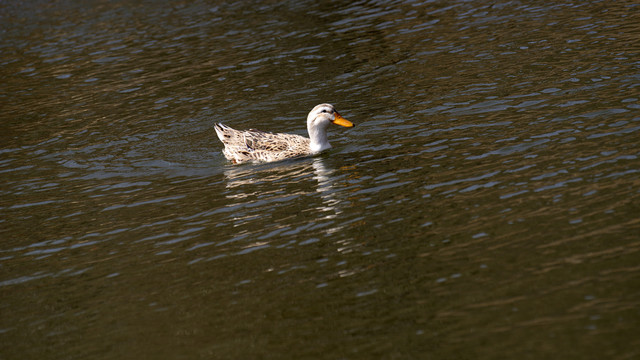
top-left (306, 103), bottom-right (354, 153)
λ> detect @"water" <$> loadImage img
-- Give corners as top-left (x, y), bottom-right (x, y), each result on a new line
top-left (2, 1), bottom-right (639, 358)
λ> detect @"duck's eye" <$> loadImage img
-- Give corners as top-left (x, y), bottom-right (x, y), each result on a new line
top-left (321, 109), bottom-right (328, 113)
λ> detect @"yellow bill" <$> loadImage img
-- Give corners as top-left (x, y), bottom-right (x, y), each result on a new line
top-left (331, 112), bottom-right (354, 127)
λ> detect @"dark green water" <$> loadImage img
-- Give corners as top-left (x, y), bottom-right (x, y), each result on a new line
top-left (2, 1), bottom-right (639, 359)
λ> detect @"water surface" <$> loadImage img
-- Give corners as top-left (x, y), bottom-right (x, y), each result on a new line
top-left (2, 1), bottom-right (639, 359)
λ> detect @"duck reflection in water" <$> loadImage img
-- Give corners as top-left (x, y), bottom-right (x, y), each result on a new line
top-left (221, 156), bottom-right (352, 238)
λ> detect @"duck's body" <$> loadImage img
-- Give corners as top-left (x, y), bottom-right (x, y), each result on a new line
top-left (214, 124), bottom-right (312, 163)
top-left (215, 103), bottom-right (354, 164)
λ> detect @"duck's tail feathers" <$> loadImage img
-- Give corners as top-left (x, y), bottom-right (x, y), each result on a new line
top-left (214, 123), bottom-right (234, 142)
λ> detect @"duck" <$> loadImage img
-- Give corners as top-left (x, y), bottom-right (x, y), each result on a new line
top-left (214, 103), bottom-right (354, 163)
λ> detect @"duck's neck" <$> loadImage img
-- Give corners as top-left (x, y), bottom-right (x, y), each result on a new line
top-left (308, 124), bottom-right (331, 153)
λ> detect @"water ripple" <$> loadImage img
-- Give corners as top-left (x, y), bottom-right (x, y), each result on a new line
top-left (2, 1), bottom-right (639, 358)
